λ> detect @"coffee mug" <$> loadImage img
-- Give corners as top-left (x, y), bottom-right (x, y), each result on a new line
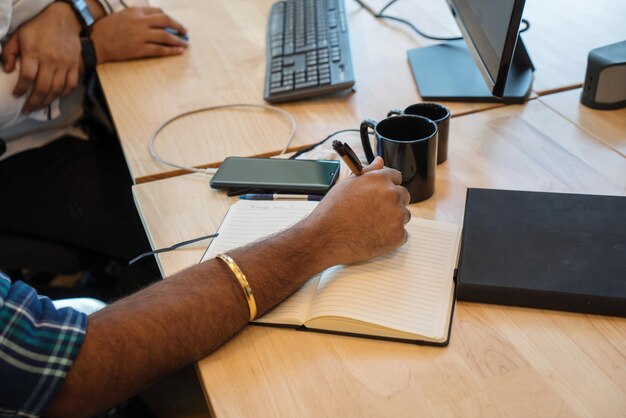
top-left (388, 103), bottom-right (450, 164)
top-left (360, 115), bottom-right (438, 203)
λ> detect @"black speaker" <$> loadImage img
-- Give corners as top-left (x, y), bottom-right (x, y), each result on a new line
top-left (581, 40), bottom-right (626, 110)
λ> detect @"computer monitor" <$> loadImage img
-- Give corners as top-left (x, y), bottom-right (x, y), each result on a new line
top-left (407, 0), bottom-right (534, 103)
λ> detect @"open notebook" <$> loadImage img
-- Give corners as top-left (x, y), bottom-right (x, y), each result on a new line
top-left (201, 200), bottom-right (461, 345)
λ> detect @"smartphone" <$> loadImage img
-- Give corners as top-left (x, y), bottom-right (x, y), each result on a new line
top-left (210, 157), bottom-right (340, 193)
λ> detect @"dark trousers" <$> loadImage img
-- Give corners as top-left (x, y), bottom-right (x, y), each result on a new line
top-left (0, 135), bottom-right (149, 260)
top-left (0, 135), bottom-right (159, 297)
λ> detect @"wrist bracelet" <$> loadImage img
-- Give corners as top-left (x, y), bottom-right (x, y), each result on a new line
top-left (216, 253), bottom-right (257, 321)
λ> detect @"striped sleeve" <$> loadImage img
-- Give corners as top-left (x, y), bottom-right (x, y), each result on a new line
top-left (0, 272), bottom-right (87, 418)
top-left (96, 0), bottom-right (134, 15)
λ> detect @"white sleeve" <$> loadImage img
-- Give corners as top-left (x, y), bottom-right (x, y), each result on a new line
top-left (97, 0), bottom-right (149, 14)
top-left (0, 68), bottom-right (27, 130)
top-left (0, 1), bottom-right (12, 46)
top-left (0, 63), bottom-right (62, 131)
top-left (9, 0), bottom-right (54, 33)
top-left (96, 0), bottom-right (124, 14)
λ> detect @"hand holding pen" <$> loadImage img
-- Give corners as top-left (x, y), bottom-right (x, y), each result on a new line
top-left (332, 140), bottom-right (364, 176)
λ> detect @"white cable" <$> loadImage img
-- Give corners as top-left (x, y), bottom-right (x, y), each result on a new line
top-left (148, 103), bottom-right (297, 175)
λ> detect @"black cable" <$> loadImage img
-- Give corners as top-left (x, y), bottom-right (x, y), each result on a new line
top-left (378, 0), bottom-right (399, 15)
top-left (129, 233), bottom-right (218, 265)
top-left (354, 0), bottom-right (530, 42)
top-left (290, 128), bottom-right (360, 159)
top-left (520, 19), bottom-right (530, 34)
top-left (133, 127), bottom-right (374, 263)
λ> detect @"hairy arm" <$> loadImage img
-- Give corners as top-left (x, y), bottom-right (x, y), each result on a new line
top-left (45, 160), bottom-right (410, 418)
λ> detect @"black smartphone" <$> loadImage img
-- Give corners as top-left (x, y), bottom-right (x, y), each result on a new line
top-left (210, 157), bottom-right (340, 193)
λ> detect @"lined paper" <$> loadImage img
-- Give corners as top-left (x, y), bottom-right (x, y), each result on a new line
top-left (255, 274), bottom-right (320, 326)
top-left (201, 200), bottom-right (461, 341)
top-left (201, 200), bottom-right (320, 324)
top-left (306, 219), bottom-right (460, 340)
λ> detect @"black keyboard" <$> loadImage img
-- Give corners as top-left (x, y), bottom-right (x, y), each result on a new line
top-left (264, 0), bottom-right (355, 103)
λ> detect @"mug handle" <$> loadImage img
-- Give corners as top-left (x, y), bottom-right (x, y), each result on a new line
top-left (387, 108), bottom-right (403, 117)
top-left (360, 118), bottom-right (377, 164)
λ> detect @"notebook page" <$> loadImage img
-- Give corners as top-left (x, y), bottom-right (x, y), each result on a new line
top-left (201, 200), bottom-right (320, 325)
top-left (254, 274), bottom-right (321, 326)
top-left (306, 218), bottom-right (460, 340)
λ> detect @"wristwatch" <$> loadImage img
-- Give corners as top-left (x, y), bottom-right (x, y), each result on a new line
top-left (80, 36), bottom-right (97, 72)
top-left (60, 0), bottom-right (95, 34)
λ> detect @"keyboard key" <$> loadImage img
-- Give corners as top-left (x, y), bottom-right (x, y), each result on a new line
top-left (270, 10), bottom-right (284, 36)
top-left (295, 44), bottom-right (317, 53)
top-left (264, 0), bottom-right (355, 102)
top-left (295, 80), bottom-right (319, 89)
top-left (270, 85), bottom-right (294, 94)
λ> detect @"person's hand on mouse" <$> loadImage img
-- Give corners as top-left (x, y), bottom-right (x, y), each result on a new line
top-left (90, 7), bottom-right (188, 64)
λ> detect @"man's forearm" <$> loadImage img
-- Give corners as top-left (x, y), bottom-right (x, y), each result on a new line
top-left (85, 0), bottom-right (106, 20)
top-left (45, 220), bottom-right (333, 418)
top-left (54, 0), bottom-right (106, 24)
top-left (46, 161), bottom-right (411, 417)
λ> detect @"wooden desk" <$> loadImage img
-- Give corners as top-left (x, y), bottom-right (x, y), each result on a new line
top-left (98, 0), bottom-right (626, 183)
top-left (540, 88), bottom-right (626, 158)
top-left (133, 99), bottom-right (626, 417)
top-left (98, 0), bottom-right (506, 184)
top-left (522, 0), bottom-right (626, 95)
top-left (362, 0), bottom-right (626, 96)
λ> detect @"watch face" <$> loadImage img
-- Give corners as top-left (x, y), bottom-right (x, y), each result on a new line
top-left (74, 0), bottom-right (95, 28)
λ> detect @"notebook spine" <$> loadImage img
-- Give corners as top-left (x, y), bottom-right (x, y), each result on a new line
top-left (456, 283), bottom-right (626, 317)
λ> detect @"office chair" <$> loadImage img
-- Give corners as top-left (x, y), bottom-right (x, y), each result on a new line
top-left (0, 233), bottom-right (114, 300)
top-left (0, 233), bottom-right (94, 275)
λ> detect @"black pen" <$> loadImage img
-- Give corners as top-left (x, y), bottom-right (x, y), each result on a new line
top-left (332, 140), bottom-right (363, 176)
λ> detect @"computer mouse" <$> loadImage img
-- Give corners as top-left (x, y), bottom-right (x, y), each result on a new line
top-left (164, 27), bottom-right (189, 41)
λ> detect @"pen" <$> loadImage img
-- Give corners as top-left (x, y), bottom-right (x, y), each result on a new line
top-left (332, 140), bottom-right (363, 176)
top-left (239, 193), bottom-right (324, 201)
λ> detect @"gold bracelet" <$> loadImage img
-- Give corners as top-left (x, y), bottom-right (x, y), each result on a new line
top-left (216, 253), bottom-right (257, 321)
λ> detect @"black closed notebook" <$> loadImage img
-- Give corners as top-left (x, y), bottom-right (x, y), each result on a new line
top-left (457, 188), bottom-right (626, 317)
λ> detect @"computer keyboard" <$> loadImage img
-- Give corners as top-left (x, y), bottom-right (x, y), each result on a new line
top-left (264, 0), bottom-right (356, 103)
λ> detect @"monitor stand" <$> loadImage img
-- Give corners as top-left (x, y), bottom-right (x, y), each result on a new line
top-left (407, 38), bottom-right (534, 104)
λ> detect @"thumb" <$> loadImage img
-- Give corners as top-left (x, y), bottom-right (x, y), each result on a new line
top-left (2, 35), bottom-right (19, 73)
top-left (362, 156), bottom-right (384, 173)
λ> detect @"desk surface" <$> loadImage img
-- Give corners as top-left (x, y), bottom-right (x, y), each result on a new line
top-left (98, 0), bottom-right (498, 183)
top-left (99, 0), bottom-right (626, 183)
top-left (133, 98), bottom-right (626, 417)
top-left (540, 88), bottom-right (626, 158)
top-left (521, 0), bottom-right (626, 95)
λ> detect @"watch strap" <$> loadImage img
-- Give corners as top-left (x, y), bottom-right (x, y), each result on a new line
top-left (62, 0), bottom-right (95, 34)
top-left (81, 36), bottom-right (97, 72)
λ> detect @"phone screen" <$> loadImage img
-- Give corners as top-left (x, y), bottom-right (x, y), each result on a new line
top-left (210, 157), bottom-right (340, 192)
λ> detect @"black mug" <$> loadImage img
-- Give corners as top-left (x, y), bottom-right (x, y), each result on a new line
top-left (360, 115), bottom-right (438, 203)
top-left (388, 103), bottom-right (450, 164)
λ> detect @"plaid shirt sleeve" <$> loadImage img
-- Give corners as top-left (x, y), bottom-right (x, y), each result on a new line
top-left (0, 272), bottom-right (87, 418)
